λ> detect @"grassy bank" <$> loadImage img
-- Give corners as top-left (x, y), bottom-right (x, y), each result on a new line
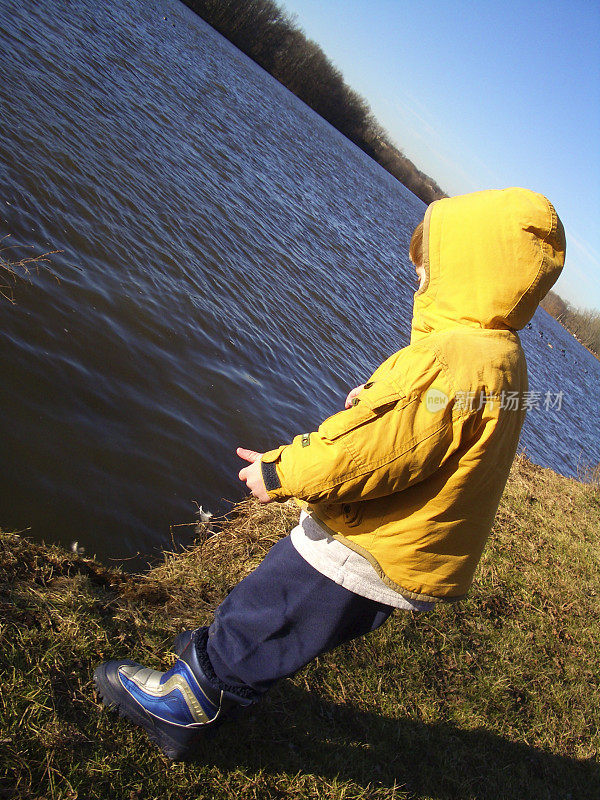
top-left (1, 454), bottom-right (598, 799)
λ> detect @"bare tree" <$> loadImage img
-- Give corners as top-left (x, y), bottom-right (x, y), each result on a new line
top-left (541, 290), bottom-right (599, 357)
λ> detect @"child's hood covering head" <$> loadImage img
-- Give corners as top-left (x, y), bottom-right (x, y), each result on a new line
top-left (411, 187), bottom-right (566, 344)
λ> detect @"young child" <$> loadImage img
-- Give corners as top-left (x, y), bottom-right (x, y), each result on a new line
top-left (94, 187), bottom-right (566, 759)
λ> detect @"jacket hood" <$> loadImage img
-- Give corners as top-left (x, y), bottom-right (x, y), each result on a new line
top-left (411, 188), bottom-right (566, 344)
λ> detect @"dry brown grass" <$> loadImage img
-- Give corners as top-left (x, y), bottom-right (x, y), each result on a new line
top-left (1, 456), bottom-right (598, 799)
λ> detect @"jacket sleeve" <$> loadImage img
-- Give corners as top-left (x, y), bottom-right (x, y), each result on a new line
top-left (260, 346), bottom-right (479, 505)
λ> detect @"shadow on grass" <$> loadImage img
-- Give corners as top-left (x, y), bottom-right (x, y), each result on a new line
top-left (196, 683), bottom-right (597, 800)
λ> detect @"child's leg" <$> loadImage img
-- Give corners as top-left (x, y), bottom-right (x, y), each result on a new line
top-left (198, 534), bottom-right (394, 698)
top-left (94, 535), bottom-right (393, 758)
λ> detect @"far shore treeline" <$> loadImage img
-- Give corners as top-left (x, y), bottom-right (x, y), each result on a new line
top-left (182, 0), bottom-right (599, 352)
top-left (541, 291), bottom-right (600, 359)
top-left (182, 0), bottom-right (447, 204)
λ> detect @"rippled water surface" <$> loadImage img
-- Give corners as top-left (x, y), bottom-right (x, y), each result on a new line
top-left (1, 0), bottom-right (598, 566)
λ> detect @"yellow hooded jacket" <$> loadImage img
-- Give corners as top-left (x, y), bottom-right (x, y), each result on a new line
top-left (261, 188), bottom-right (566, 602)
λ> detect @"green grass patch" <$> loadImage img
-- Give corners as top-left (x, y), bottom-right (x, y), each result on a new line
top-left (0, 455), bottom-right (598, 799)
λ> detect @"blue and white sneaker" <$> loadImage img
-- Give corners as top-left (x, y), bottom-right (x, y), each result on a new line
top-left (94, 631), bottom-right (248, 759)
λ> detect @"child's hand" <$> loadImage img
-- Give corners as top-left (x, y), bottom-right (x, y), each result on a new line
top-left (237, 448), bottom-right (272, 504)
top-left (344, 384), bottom-right (366, 408)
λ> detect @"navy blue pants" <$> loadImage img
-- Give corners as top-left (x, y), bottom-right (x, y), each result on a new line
top-left (199, 535), bottom-right (394, 699)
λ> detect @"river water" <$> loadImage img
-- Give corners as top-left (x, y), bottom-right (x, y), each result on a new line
top-left (1, 0), bottom-right (598, 567)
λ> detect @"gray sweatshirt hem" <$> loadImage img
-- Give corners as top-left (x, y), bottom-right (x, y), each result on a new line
top-left (290, 511), bottom-right (434, 612)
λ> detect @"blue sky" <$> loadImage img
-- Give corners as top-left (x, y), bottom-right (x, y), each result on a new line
top-left (281, 0), bottom-right (600, 310)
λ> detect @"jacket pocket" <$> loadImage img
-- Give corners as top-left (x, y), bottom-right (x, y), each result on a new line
top-left (319, 381), bottom-right (405, 441)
